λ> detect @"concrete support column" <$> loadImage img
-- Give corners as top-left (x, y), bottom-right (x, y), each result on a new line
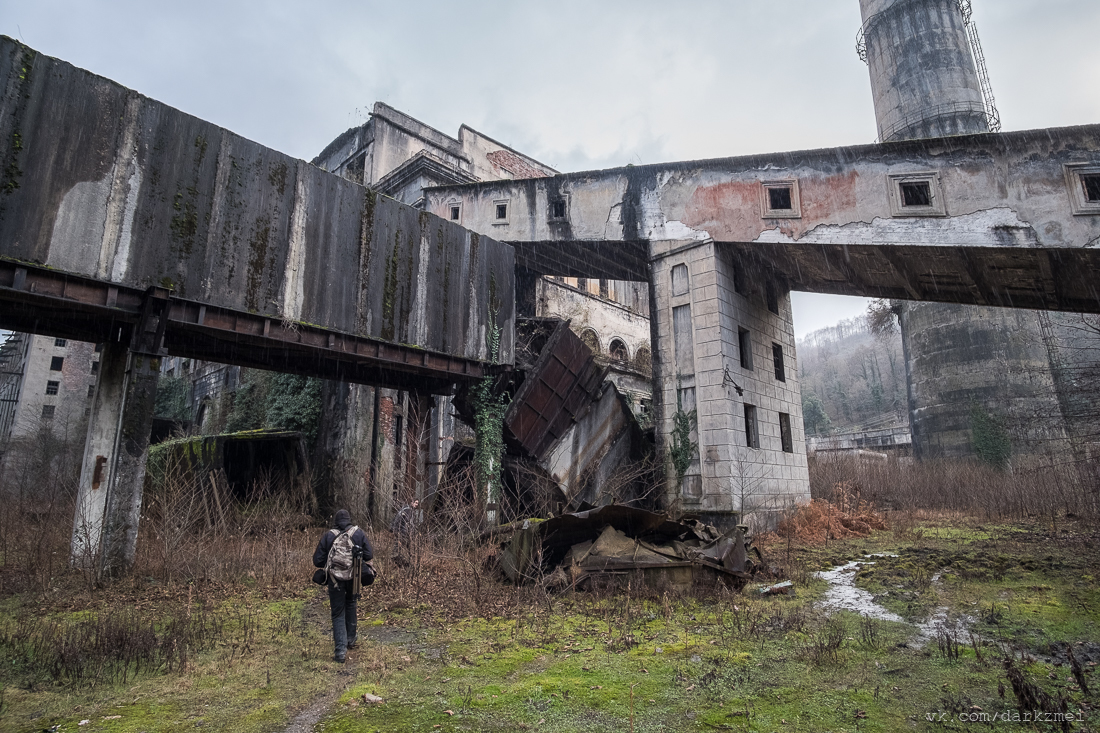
top-left (71, 288), bottom-right (168, 579)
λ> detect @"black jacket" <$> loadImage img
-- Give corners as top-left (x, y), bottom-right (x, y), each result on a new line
top-left (313, 522), bottom-right (373, 569)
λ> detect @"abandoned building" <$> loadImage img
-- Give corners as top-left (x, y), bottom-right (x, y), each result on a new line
top-left (1, 0), bottom-right (1099, 576)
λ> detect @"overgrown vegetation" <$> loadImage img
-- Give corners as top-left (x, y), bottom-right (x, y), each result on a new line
top-left (223, 368), bottom-right (323, 445)
top-left (153, 375), bottom-right (192, 422)
top-left (472, 312), bottom-right (509, 520)
top-left (668, 380), bottom-right (696, 483)
top-left (970, 401), bottom-right (1013, 468)
top-left (1, 428), bottom-right (1098, 731)
top-left (797, 313), bottom-right (906, 433)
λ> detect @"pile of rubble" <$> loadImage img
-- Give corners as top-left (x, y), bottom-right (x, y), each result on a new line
top-left (498, 505), bottom-right (760, 591)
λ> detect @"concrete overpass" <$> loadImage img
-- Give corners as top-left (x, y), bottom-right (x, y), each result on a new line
top-left (425, 124), bottom-right (1100, 526)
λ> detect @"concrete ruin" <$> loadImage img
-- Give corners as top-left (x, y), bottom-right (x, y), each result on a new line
top-left (1, 0), bottom-right (1100, 574)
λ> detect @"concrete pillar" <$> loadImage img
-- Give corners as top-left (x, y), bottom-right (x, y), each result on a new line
top-left (71, 288), bottom-right (167, 579)
top-left (859, 0), bottom-right (1073, 463)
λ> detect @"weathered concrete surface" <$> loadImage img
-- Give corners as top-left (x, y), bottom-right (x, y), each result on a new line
top-left (426, 127), bottom-right (1100, 313)
top-left (72, 340), bottom-right (160, 578)
top-left (0, 38), bottom-right (514, 370)
top-left (860, 0), bottom-right (991, 142)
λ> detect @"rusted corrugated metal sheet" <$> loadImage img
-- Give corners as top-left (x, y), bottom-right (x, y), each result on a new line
top-left (505, 321), bottom-right (604, 458)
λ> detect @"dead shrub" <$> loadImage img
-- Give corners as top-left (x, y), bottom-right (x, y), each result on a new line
top-left (769, 483), bottom-right (886, 546)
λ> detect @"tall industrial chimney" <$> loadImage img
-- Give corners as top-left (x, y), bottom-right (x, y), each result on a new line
top-left (858, 0), bottom-right (997, 142)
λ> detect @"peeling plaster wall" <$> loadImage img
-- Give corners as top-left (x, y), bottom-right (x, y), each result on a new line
top-left (427, 128), bottom-right (1100, 257)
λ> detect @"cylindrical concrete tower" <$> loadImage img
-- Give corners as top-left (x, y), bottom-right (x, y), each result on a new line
top-left (859, 0), bottom-right (1070, 463)
top-left (859, 0), bottom-right (992, 142)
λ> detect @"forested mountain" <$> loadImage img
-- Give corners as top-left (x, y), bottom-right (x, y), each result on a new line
top-left (796, 315), bottom-right (907, 436)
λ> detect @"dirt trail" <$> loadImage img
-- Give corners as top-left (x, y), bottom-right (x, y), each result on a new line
top-left (278, 595), bottom-right (359, 733)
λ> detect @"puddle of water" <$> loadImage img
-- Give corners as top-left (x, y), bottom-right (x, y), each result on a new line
top-left (814, 555), bottom-right (975, 646)
top-left (815, 560), bottom-right (904, 623)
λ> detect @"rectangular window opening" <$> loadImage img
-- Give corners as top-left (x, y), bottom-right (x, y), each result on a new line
top-left (766, 280), bottom-right (779, 314)
top-left (41, 404), bottom-right (55, 419)
top-left (738, 328), bottom-right (753, 370)
top-left (768, 186), bottom-right (792, 210)
top-left (671, 263), bottom-right (689, 296)
top-left (744, 404), bottom-right (759, 449)
top-left (495, 203), bottom-right (508, 220)
top-left (779, 412), bottom-right (794, 453)
top-left (50, 356), bottom-right (64, 371)
top-left (91, 361), bottom-right (99, 374)
top-left (45, 380), bottom-right (59, 396)
top-left (449, 205), bottom-right (460, 221)
top-left (1083, 174), bottom-right (1100, 203)
top-left (772, 342), bottom-right (786, 382)
top-left (900, 181), bottom-right (931, 207)
top-left (55, 338), bottom-right (67, 347)
top-left (551, 200), bottom-right (566, 219)
top-left (88, 385), bottom-right (96, 398)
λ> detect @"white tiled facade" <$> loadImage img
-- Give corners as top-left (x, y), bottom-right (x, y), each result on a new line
top-left (651, 239), bottom-right (809, 527)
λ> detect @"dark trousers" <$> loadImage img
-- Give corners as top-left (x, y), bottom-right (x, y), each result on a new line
top-left (328, 579), bottom-right (358, 654)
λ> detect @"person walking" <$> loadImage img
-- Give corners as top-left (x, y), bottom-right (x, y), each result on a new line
top-left (390, 499), bottom-right (419, 567)
top-left (313, 509), bottom-right (372, 663)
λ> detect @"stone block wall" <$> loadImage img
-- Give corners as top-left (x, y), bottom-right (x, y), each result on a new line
top-left (651, 239), bottom-right (810, 528)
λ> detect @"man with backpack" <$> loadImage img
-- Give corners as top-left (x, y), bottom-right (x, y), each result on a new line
top-left (313, 509), bottom-right (372, 663)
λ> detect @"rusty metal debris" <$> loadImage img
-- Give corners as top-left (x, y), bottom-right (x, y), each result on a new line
top-left (498, 505), bottom-right (759, 591)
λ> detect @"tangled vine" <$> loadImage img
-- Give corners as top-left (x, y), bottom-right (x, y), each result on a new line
top-left (472, 312), bottom-right (509, 517)
top-left (669, 378), bottom-right (697, 482)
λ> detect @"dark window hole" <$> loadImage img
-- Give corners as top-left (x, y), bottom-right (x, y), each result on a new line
top-left (496, 203), bottom-right (508, 220)
top-left (900, 181), bottom-right (932, 207)
top-left (1082, 174), bottom-right (1100, 203)
top-left (768, 187), bottom-right (792, 210)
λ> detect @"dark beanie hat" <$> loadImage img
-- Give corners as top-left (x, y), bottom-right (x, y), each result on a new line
top-left (334, 509), bottom-right (351, 528)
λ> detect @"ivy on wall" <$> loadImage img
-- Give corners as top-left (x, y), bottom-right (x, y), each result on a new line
top-left (970, 401), bottom-right (1011, 468)
top-left (669, 380), bottom-right (697, 483)
top-left (472, 312), bottom-right (509, 517)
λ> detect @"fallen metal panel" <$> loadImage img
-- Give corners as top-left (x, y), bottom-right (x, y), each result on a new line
top-left (504, 321), bottom-right (605, 458)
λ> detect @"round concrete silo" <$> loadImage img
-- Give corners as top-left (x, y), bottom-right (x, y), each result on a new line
top-left (858, 0), bottom-right (1069, 462)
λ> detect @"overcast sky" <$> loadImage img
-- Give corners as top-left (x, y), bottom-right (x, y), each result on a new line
top-left (2, 0), bottom-right (1098, 339)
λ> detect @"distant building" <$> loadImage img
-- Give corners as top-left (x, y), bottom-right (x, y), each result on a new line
top-left (0, 333), bottom-right (101, 481)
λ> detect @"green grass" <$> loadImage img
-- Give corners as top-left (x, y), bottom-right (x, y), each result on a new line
top-left (1, 517), bottom-right (1097, 732)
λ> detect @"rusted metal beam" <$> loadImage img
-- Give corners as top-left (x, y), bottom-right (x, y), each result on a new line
top-left (0, 258), bottom-right (491, 392)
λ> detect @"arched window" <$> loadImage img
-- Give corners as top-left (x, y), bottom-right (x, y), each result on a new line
top-left (634, 346), bottom-right (652, 376)
top-left (609, 339), bottom-right (629, 363)
top-left (579, 328), bottom-right (601, 354)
